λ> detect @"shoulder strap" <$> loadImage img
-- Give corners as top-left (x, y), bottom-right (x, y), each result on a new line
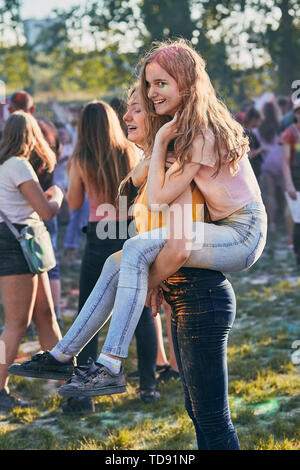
top-left (0, 209), bottom-right (23, 240)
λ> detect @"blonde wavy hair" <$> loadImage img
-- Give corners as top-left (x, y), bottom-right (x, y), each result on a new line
top-left (0, 111), bottom-right (56, 172)
top-left (118, 83), bottom-right (145, 197)
top-left (139, 38), bottom-right (249, 176)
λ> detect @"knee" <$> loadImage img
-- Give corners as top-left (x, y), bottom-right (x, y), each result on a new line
top-left (34, 305), bottom-right (54, 324)
top-left (103, 252), bottom-right (121, 271)
top-left (6, 318), bottom-right (29, 337)
top-left (122, 238), bottom-right (148, 268)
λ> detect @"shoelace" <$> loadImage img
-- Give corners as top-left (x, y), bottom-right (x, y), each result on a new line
top-left (66, 358), bottom-right (104, 384)
top-left (83, 362), bottom-right (106, 383)
top-left (22, 351), bottom-right (49, 366)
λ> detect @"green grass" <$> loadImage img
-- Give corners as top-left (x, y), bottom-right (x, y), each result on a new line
top-left (0, 223), bottom-right (299, 450)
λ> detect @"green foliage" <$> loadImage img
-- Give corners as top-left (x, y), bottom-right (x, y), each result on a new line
top-left (0, 0), bottom-right (298, 99)
top-left (10, 407), bottom-right (40, 424)
top-left (0, 45), bottom-right (32, 91)
top-left (140, 0), bottom-right (195, 43)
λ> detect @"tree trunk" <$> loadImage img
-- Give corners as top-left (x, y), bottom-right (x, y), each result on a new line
top-left (277, 0), bottom-right (296, 95)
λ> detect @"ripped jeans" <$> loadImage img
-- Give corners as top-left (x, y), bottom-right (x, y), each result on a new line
top-left (51, 201), bottom-right (266, 360)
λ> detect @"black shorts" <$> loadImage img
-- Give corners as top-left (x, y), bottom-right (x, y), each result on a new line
top-left (0, 222), bottom-right (32, 276)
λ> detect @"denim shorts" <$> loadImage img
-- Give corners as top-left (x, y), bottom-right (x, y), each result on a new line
top-left (0, 222), bottom-right (32, 276)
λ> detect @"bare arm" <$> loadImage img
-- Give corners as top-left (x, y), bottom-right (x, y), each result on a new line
top-left (19, 180), bottom-right (63, 221)
top-left (147, 118), bottom-right (202, 209)
top-left (249, 146), bottom-right (266, 159)
top-left (148, 185), bottom-right (194, 289)
top-left (131, 158), bottom-right (150, 187)
top-left (66, 160), bottom-right (85, 210)
top-left (132, 153), bottom-right (177, 188)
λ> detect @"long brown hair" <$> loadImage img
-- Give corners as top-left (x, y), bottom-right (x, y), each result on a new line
top-left (139, 38), bottom-right (249, 176)
top-left (0, 111), bottom-right (56, 172)
top-left (71, 100), bottom-right (138, 206)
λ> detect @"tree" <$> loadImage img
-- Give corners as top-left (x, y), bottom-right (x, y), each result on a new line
top-left (193, 0), bottom-right (300, 95)
top-left (140, 0), bottom-right (195, 44)
top-left (0, 0), bottom-right (22, 44)
top-left (1, 0), bottom-right (298, 101)
top-left (263, 0), bottom-right (300, 94)
top-left (0, 1), bottom-right (32, 91)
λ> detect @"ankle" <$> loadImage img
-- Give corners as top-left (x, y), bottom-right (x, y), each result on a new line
top-left (49, 349), bottom-right (73, 363)
top-left (98, 353), bottom-right (121, 374)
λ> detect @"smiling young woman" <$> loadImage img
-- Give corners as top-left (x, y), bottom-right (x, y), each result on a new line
top-left (145, 61), bottom-right (182, 118)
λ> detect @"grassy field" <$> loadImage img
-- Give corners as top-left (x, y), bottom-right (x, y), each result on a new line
top-left (0, 223), bottom-right (299, 451)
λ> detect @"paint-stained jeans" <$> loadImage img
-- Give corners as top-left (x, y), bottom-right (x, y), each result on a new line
top-left (164, 267), bottom-right (240, 450)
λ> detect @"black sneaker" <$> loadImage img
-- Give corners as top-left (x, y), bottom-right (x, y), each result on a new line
top-left (8, 351), bottom-right (75, 380)
top-left (0, 389), bottom-right (29, 411)
top-left (140, 389), bottom-right (160, 404)
top-left (156, 364), bottom-right (169, 373)
top-left (156, 365), bottom-right (180, 384)
top-left (61, 397), bottom-right (95, 415)
top-left (58, 360), bottom-right (126, 398)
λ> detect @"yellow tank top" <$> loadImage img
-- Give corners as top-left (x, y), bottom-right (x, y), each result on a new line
top-left (134, 183), bottom-right (205, 234)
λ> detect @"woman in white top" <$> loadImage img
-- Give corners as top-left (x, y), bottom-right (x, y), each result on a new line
top-left (0, 111), bottom-right (64, 410)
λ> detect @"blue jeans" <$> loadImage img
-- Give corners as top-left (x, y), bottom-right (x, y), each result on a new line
top-left (52, 202), bottom-right (266, 360)
top-left (76, 221), bottom-right (157, 392)
top-left (184, 202), bottom-right (267, 272)
top-left (164, 267), bottom-right (240, 450)
top-left (52, 228), bottom-right (167, 359)
top-left (64, 197), bottom-right (90, 250)
top-left (44, 217), bottom-right (60, 280)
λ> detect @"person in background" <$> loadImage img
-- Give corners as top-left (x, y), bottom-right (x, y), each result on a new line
top-left (240, 99), bottom-right (255, 114)
top-left (8, 91), bottom-right (64, 330)
top-left (243, 107), bottom-right (266, 182)
top-left (56, 122), bottom-right (90, 264)
top-left (153, 312), bottom-right (179, 383)
top-left (281, 99), bottom-right (300, 269)
top-left (109, 97), bottom-right (128, 136)
top-left (255, 102), bottom-right (285, 233)
top-left (278, 95), bottom-right (294, 132)
top-left (36, 118), bottom-right (64, 328)
top-left (277, 96), bottom-right (292, 120)
top-left (8, 91), bottom-right (35, 116)
top-left (234, 111), bottom-right (246, 126)
top-left (0, 111), bottom-right (63, 411)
